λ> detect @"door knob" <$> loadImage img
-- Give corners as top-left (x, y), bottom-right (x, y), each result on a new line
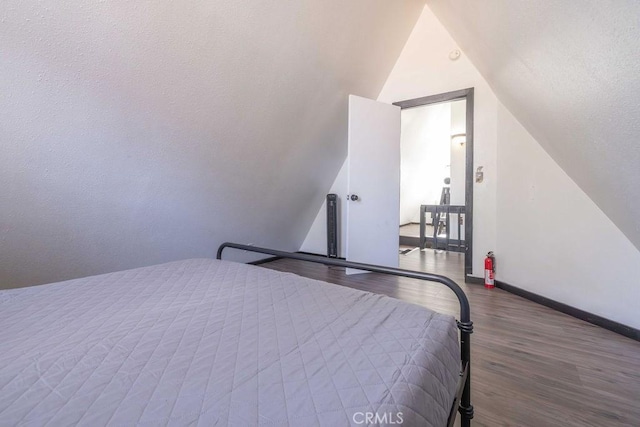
top-left (349, 194), bottom-right (359, 201)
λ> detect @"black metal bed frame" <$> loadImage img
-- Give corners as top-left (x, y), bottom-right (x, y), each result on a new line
top-left (217, 242), bottom-right (474, 427)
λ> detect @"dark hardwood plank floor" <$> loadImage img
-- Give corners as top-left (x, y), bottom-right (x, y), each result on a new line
top-left (261, 248), bottom-right (640, 427)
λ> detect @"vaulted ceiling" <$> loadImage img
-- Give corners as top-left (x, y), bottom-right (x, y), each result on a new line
top-left (427, 0), bottom-right (640, 250)
top-left (5, 0), bottom-right (638, 288)
top-left (0, 0), bottom-right (423, 287)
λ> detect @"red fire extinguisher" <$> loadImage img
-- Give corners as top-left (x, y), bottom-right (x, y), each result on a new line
top-left (484, 251), bottom-right (496, 289)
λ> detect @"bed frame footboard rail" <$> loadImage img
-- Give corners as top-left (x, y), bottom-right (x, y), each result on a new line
top-left (217, 242), bottom-right (474, 426)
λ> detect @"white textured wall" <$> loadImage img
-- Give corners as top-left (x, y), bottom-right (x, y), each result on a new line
top-left (377, 6), bottom-right (498, 277)
top-left (428, 0), bottom-right (640, 252)
top-left (0, 0), bottom-right (424, 288)
top-left (496, 104), bottom-right (640, 329)
top-left (399, 103), bottom-right (451, 225)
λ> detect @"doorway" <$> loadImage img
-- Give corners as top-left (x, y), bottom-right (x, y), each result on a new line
top-left (394, 89), bottom-right (474, 280)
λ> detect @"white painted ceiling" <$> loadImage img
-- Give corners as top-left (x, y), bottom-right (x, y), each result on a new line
top-left (0, 0), bottom-right (424, 287)
top-left (427, 0), bottom-right (640, 249)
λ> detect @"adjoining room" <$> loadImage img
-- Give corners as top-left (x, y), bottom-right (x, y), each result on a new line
top-left (399, 98), bottom-right (468, 278)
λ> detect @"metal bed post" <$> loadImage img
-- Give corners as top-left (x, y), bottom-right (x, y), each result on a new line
top-left (458, 320), bottom-right (474, 427)
top-left (217, 242), bottom-right (474, 426)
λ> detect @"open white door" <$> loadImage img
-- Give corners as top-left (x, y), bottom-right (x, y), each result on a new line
top-left (346, 95), bottom-right (400, 274)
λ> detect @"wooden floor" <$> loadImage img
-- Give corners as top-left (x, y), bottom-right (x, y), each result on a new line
top-left (262, 249), bottom-right (640, 426)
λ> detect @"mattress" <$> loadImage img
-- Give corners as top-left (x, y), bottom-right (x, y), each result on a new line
top-left (0, 259), bottom-right (460, 426)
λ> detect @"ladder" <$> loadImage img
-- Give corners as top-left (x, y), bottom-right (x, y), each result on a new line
top-left (434, 186), bottom-right (450, 235)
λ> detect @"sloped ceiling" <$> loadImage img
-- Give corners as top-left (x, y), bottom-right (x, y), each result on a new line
top-left (0, 0), bottom-right (424, 287)
top-left (427, 1), bottom-right (640, 249)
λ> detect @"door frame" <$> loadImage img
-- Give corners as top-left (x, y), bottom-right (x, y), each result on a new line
top-left (393, 88), bottom-right (475, 281)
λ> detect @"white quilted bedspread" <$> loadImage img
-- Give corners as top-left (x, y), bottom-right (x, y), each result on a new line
top-left (0, 259), bottom-right (460, 426)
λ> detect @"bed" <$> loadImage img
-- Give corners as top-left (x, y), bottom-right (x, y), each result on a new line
top-left (0, 243), bottom-right (473, 426)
